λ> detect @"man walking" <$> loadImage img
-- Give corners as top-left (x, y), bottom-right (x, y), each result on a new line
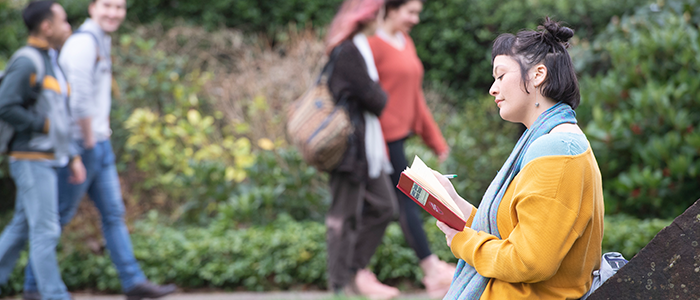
top-left (0, 1), bottom-right (84, 299)
top-left (22, 0), bottom-right (177, 299)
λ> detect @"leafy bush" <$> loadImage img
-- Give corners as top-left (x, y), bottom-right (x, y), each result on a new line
top-left (107, 28), bottom-right (331, 224)
top-left (215, 148), bottom-right (330, 226)
top-left (412, 0), bottom-right (649, 98)
top-left (0, 0), bottom-right (104, 61)
top-left (577, 0), bottom-right (700, 218)
top-left (108, 33), bottom-right (256, 222)
top-left (0, 0), bottom-right (649, 98)
top-left (121, 0), bottom-right (649, 97)
top-left (126, 0), bottom-right (344, 35)
top-left (0, 1), bottom-right (25, 63)
top-left (0, 213), bottom-right (671, 295)
top-left (602, 214), bottom-right (671, 259)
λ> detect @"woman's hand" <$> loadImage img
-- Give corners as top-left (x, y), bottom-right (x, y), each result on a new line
top-left (437, 221), bottom-right (461, 247)
top-left (437, 148), bottom-right (450, 163)
top-left (431, 170), bottom-right (473, 219)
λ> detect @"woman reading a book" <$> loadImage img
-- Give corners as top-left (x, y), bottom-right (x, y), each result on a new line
top-left (323, 0), bottom-right (400, 299)
top-left (434, 18), bottom-right (604, 299)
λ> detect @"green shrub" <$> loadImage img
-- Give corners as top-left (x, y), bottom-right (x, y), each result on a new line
top-left (113, 34), bottom-right (328, 223)
top-left (0, 0), bottom-right (101, 61)
top-left (0, 213), bottom-right (671, 295)
top-left (413, 0), bottom-right (648, 98)
top-left (577, 0), bottom-right (700, 218)
top-left (0, 0), bottom-right (649, 97)
top-left (0, 1), bottom-right (25, 63)
top-left (111, 33), bottom-right (256, 221)
top-left (121, 0), bottom-right (648, 98)
top-left (602, 214), bottom-right (672, 259)
top-left (126, 0), bottom-right (343, 35)
top-left (215, 148), bottom-right (330, 226)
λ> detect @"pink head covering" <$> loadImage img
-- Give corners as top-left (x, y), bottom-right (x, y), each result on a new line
top-left (325, 0), bottom-right (384, 55)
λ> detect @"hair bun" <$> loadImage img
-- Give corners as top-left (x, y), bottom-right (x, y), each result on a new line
top-left (542, 17), bottom-right (574, 46)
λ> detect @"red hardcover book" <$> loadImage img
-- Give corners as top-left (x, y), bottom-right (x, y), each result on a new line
top-left (397, 172), bottom-right (466, 230)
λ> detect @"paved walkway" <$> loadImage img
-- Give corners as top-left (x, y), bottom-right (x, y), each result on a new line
top-left (5, 291), bottom-right (431, 300)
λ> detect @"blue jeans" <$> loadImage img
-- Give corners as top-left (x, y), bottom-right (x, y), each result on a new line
top-left (24, 140), bottom-right (146, 292)
top-left (0, 160), bottom-right (71, 300)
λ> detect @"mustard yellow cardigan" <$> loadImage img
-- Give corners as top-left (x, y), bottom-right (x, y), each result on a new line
top-left (454, 147), bottom-right (604, 299)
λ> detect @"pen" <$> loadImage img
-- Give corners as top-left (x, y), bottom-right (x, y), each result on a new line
top-left (443, 174), bottom-right (458, 179)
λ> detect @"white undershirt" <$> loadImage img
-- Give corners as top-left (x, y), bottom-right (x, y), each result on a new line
top-left (376, 28), bottom-right (406, 50)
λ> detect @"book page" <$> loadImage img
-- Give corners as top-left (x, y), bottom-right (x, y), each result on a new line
top-left (402, 156), bottom-right (464, 220)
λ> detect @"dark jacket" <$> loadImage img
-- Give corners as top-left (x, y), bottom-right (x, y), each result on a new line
top-left (0, 38), bottom-right (75, 160)
top-left (328, 40), bottom-right (387, 183)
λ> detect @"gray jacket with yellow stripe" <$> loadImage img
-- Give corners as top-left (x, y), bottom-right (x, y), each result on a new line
top-left (0, 37), bottom-right (77, 162)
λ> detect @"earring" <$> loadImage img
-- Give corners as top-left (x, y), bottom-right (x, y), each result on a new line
top-left (535, 102), bottom-right (540, 107)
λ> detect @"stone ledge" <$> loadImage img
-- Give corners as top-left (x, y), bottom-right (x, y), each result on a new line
top-left (589, 199), bottom-right (700, 299)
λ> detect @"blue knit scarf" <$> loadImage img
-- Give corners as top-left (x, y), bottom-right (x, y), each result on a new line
top-left (444, 102), bottom-right (577, 299)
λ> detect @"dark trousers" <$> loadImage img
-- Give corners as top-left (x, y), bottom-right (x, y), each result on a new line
top-left (326, 171), bottom-right (397, 289)
top-left (387, 138), bottom-right (432, 260)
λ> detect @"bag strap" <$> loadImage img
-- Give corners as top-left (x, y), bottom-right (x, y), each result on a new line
top-left (318, 45), bottom-right (344, 86)
top-left (73, 30), bottom-right (102, 72)
top-left (318, 45), bottom-right (351, 108)
top-left (5, 46), bottom-right (46, 87)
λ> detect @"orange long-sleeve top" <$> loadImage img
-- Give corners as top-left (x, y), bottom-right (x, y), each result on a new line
top-left (453, 146), bottom-right (604, 299)
top-left (368, 33), bottom-right (448, 155)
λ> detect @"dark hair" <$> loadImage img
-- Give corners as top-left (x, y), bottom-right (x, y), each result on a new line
top-left (385, 0), bottom-right (425, 11)
top-left (22, 1), bottom-right (56, 34)
top-left (491, 17), bottom-right (580, 109)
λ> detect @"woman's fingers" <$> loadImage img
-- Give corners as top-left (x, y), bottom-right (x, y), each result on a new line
top-left (437, 220), bottom-right (456, 247)
top-left (436, 220), bottom-right (449, 233)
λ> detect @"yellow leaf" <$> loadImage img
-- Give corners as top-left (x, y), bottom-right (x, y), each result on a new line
top-left (174, 86), bottom-right (184, 101)
top-left (187, 109), bottom-right (201, 125)
top-left (126, 136), bottom-right (142, 148)
top-left (234, 138), bottom-right (251, 151)
top-left (233, 169), bottom-right (247, 183)
top-left (189, 93), bottom-right (199, 106)
top-left (184, 166), bottom-right (195, 176)
top-left (234, 123), bottom-right (250, 134)
top-left (222, 137), bottom-right (235, 148)
top-left (253, 95), bottom-right (268, 111)
top-left (164, 114), bottom-right (177, 124)
top-left (225, 167), bottom-right (236, 181)
top-left (201, 116), bottom-right (214, 128)
top-left (257, 138), bottom-right (275, 150)
top-left (235, 154), bottom-right (256, 168)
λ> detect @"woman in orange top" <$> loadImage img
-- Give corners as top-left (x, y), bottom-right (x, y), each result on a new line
top-left (435, 18), bottom-right (604, 299)
top-left (368, 1), bottom-right (452, 298)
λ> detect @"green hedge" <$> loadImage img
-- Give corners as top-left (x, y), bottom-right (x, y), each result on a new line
top-left (124, 0), bottom-right (649, 97)
top-left (0, 0), bottom-right (96, 62)
top-left (0, 213), bottom-right (671, 295)
top-left (576, 0), bottom-right (700, 218)
top-left (412, 0), bottom-right (649, 97)
top-left (1, 0), bottom-right (648, 96)
top-left (125, 0), bottom-right (343, 34)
